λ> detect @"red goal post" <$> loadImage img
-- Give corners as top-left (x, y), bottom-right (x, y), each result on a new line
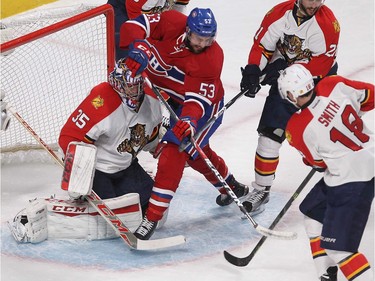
top-left (0, 4), bottom-right (115, 158)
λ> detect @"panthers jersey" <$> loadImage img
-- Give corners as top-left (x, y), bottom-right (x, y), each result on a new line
top-left (126, 0), bottom-right (168, 19)
top-left (248, 0), bottom-right (340, 80)
top-left (120, 10), bottom-right (225, 122)
top-left (126, 0), bottom-right (190, 19)
top-left (285, 76), bottom-right (374, 186)
top-left (59, 82), bottom-right (162, 174)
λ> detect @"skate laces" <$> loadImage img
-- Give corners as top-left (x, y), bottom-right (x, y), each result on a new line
top-left (137, 218), bottom-right (156, 236)
top-left (247, 189), bottom-right (268, 204)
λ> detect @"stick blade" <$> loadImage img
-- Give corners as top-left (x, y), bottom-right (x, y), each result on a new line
top-left (223, 250), bottom-right (251, 267)
top-left (136, 235), bottom-right (186, 250)
top-left (255, 225), bottom-right (297, 240)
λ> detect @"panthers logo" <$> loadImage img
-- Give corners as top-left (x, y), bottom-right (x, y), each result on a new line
top-left (117, 124), bottom-right (149, 159)
top-left (91, 96), bottom-right (104, 109)
top-left (277, 34), bottom-right (312, 65)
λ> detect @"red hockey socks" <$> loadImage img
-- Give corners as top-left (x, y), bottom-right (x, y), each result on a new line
top-left (146, 143), bottom-right (189, 221)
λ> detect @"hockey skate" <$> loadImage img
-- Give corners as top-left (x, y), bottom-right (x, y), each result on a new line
top-left (320, 266), bottom-right (338, 281)
top-left (242, 182), bottom-right (270, 215)
top-left (216, 176), bottom-right (249, 206)
top-left (134, 216), bottom-right (158, 240)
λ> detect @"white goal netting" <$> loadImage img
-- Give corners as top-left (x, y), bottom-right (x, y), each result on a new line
top-left (1, 4), bottom-right (114, 163)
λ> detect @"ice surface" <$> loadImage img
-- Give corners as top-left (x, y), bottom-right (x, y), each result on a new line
top-left (1, 0), bottom-right (373, 280)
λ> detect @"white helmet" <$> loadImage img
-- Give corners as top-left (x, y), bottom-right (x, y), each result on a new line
top-left (278, 64), bottom-right (314, 107)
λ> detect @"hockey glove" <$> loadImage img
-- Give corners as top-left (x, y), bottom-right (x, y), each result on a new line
top-left (302, 157), bottom-right (326, 173)
top-left (172, 117), bottom-right (197, 141)
top-left (125, 40), bottom-right (152, 77)
top-left (240, 64), bottom-right (261, 98)
top-left (261, 59), bottom-right (288, 86)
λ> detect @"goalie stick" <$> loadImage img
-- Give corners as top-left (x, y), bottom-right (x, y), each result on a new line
top-left (178, 88), bottom-right (249, 152)
top-left (6, 104), bottom-right (186, 250)
top-left (224, 169), bottom-right (317, 266)
top-left (144, 76), bottom-right (297, 239)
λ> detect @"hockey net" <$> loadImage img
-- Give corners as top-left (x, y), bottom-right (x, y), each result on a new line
top-left (0, 4), bottom-right (115, 163)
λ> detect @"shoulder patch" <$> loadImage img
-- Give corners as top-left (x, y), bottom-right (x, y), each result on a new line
top-left (285, 129), bottom-right (293, 145)
top-left (332, 19), bottom-right (340, 33)
top-left (91, 96), bottom-right (104, 109)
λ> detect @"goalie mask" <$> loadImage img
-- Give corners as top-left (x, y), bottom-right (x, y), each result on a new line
top-left (278, 64), bottom-right (314, 108)
top-left (108, 58), bottom-right (145, 111)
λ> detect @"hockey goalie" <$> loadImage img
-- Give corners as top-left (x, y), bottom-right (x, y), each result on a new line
top-left (5, 59), bottom-right (170, 244)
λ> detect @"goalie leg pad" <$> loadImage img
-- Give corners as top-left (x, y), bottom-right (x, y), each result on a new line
top-left (47, 193), bottom-right (142, 240)
top-left (9, 193), bottom-right (142, 242)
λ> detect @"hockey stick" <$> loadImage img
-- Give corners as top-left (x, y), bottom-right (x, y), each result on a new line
top-left (178, 88), bottom-right (249, 152)
top-left (6, 105), bottom-right (186, 250)
top-left (224, 168), bottom-right (317, 266)
top-left (144, 76), bottom-right (297, 239)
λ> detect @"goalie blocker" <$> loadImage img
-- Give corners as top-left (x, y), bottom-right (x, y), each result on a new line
top-left (8, 193), bottom-right (142, 243)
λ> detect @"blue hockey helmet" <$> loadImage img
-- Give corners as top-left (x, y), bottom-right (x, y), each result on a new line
top-left (187, 8), bottom-right (217, 39)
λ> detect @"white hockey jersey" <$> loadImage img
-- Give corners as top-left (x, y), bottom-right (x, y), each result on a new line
top-left (285, 75), bottom-right (374, 186)
top-left (59, 82), bottom-right (162, 174)
top-left (248, 0), bottom-right (340, 79)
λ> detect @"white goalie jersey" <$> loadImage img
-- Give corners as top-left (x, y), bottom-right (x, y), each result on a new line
top-left (59, 82), bottom-right (163, 174)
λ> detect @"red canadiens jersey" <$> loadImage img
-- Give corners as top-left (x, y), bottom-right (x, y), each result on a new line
top-left (120, 10), bottom-right (225, 120)
top-left (285, 76), bottom-right (374, 186)
top-left (59, 82), bottom-right (162, 174)
top-left (248, 0), bottom-right (340, 79)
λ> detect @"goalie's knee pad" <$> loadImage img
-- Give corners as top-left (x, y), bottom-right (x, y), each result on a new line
top-left (8, 193), bottom-right (142, 243)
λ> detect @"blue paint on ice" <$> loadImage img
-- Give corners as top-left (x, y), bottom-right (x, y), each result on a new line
top-left (1, 177), bottom-right (288, 270)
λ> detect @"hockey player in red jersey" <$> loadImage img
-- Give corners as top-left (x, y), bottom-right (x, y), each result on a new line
top-left (119, 7), bottom-right (250, 239)
top-left (107, 0), bottom-right (190, 60)
top-left (239, 0), bottom-right (341, 215)
top-left (279, 64), bottom-right (374, 281)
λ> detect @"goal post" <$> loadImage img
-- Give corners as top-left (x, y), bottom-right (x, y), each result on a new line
top-left (0, 4), bottom-right (115, 158)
